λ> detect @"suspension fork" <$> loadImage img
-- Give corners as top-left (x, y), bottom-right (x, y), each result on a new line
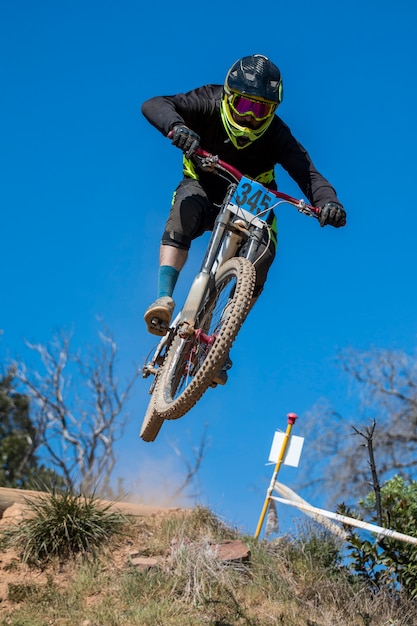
top-left (178, 205), bottom-right (235, 333)
top-left (239, 223), bottom-right (266, 264)
top-left (199, 183), bottom-right (238, 274)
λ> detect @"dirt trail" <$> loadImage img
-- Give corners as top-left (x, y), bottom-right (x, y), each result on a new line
top-left (0, 486), bottom-right (183, 518)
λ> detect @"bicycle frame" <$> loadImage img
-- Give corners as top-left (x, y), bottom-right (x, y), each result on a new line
top-left (142, 148), bottom-right (320, 379)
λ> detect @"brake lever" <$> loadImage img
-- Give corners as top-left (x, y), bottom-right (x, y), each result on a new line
top-left (195, 154), bottom-right (219, 172)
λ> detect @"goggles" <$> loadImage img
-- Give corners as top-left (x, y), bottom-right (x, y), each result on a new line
top-left (229, 93), bottom-right (276, 121)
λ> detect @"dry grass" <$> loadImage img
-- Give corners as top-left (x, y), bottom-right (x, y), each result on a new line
top-left (1, 503), bottom-right (416, 626)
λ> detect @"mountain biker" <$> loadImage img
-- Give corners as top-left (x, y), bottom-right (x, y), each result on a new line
top-left (141, 54), bottom-right (346, 381)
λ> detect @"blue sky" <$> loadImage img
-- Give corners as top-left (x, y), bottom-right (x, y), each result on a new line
top-left (2, 1), bottom-right (417, 535)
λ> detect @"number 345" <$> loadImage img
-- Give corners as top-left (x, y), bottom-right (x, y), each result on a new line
top-left (233, 180), bottom-right (274, 215)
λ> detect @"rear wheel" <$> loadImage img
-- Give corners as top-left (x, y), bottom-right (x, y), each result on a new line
top-left (154, 257), bottom-right (255, 420)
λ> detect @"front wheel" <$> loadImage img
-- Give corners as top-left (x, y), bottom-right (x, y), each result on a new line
top-left (140, 393), bottom-right (164, 442)
top-left (154, 257), bottom-right (256, 420)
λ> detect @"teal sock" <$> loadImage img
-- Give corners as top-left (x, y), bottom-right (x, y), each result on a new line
top-left (158, 265), bottom-right (179, 298)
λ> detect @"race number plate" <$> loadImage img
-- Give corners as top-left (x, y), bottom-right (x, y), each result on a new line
top-left (231, 177), bottom-right (276, 216)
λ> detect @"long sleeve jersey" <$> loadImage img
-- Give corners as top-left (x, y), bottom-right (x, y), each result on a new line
top-left (142, 84), bottom-right (342, 209)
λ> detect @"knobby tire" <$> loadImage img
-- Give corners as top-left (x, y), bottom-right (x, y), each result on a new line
top-left (140, 336), bottom-right (173, 442)
top-left (140, 388), bottom-right (164, 442)
top-left (154, 257), bottom-right (256, 420)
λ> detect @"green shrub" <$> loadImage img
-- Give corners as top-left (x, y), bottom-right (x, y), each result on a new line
top-left (3, 487), bottom-right (127, 565)
top-left (343, 476), bottom-right (417, 597)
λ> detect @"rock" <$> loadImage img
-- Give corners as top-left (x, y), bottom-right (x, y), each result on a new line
top-left (210, 540), bottom-right (250, 563)
top-left (129, 556), bottom-right (160, 571)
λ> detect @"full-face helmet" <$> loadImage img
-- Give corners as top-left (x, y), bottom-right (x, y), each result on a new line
top-left (221, 54), bottom-right (283, 149)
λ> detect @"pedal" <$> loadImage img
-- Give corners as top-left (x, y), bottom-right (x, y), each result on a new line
top-left (147, 317), bottom-right (169, 337)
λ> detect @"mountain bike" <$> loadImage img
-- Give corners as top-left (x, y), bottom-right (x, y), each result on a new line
top-left (140, 148), bottom-right (321, 442)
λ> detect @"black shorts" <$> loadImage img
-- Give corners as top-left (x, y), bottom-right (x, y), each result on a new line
top-left (162, 178), bottom-right (216, 250)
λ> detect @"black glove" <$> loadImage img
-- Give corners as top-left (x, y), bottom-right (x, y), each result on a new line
top-left (319, 202), bottom-right (346, 228)
top-left (170, 125), bottom-right (200, 158)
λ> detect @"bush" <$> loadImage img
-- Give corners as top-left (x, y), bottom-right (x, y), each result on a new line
top-left (342, 476), bottom-right (417, 597)
top-left (3, 487), bottom-right (127, 565)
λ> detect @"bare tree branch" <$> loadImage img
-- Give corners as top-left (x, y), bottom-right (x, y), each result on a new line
top-left (352, 421), bottom-right (382, 525)
top-left (12, 326), bottom-right (140, 495)
top-left (297, 346), bottom-right (417, 507)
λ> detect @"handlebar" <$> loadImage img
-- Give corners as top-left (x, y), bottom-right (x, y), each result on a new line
top-left (166, 130), bottom-right (321, 219)
top-left (193, 148), bottom-right (321, 220)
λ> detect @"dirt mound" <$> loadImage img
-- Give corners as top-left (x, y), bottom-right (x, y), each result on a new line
top-left (0, 487), bottom-right (187, 616)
